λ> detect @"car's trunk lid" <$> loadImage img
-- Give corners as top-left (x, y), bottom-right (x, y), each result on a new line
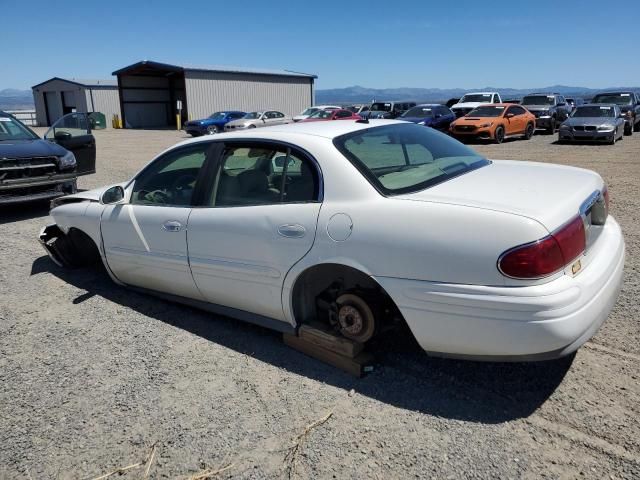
top-left (395, 160), bottom-right (604, 232)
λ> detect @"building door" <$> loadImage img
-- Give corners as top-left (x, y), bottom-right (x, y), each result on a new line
top-left (61, 91), bottom-right (77, 115)
top-left (44, 91), bottom-right (63, 125)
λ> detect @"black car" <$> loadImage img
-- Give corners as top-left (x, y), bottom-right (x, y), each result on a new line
top-left (591, 91), bottom-right (640, 135)
top-left (0, 112), bottom-right (96, 204)
top-left (520, 93), bottom-right (573, 134)
top-left (363, 101), bottom-right (417, 119)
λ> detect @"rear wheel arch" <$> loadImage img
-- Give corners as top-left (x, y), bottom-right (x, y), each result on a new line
top-left (290, 263), bottom-right (405, 342)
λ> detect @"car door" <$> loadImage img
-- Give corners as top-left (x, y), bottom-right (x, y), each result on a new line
top-left (187, 141), bottom-right (322, 323)
top-left (101, 143), bottom-right (214, 300)
top-left (44, 112), bottom-right (96, 175)
top-left (509, 106), bottom-right (527, 133)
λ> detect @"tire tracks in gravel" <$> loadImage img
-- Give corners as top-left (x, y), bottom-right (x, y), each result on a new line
top-left (381, 345), bottom-right (640, 471)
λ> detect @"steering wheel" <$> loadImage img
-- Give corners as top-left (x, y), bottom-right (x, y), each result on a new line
top-left (140, 189), bottom-right (171, 204)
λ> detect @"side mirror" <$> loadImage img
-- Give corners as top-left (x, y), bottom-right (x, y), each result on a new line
top-left (435, 114), bottom-right (443, 119)
top-left (54, 130), bottom-right (72, 141)
top-left (101, 185), bottom-right (125, 205)
top-left (506, 113), bottom-right (515, 118)
top-left (557, 102), bottom-right (566, 107)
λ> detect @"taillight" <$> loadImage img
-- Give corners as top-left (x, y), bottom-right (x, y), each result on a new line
top-left (498, 216), bottom-right (586, 279)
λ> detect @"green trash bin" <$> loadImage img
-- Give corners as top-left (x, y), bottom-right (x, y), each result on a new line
top-left (88, 112), bottom-right (107, 130)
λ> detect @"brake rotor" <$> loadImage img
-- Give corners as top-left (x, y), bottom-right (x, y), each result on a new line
top-left (335, 294), bottom-right (376, 343)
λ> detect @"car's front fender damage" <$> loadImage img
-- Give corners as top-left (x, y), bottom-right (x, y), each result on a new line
top-left (39, 224), bottom-right (100, 268)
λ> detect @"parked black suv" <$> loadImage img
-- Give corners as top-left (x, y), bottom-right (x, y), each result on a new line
top-left (591, 91), bottom-right (640, 135)
top-left (0, 112), bottom-right (96, 204)
top-left (521, 93), bottom-right (573, 134)
top-left (365, 101), bottom-right (417, 119)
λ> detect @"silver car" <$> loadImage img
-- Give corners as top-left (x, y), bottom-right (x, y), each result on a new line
top-left (558, 104), bottom-right (625, 144)
top-left (224, 111), bottom-right (293, 131)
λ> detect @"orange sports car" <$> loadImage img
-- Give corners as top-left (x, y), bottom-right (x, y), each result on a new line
top-left (449, 104), bottom-right (536, 143)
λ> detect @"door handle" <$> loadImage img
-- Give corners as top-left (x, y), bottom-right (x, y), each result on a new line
top-left (277, 224), bottom-right (306, 238)
top-left (162, 220), bottom-right (183, 232)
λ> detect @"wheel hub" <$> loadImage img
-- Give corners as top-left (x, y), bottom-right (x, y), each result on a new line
top-left (338, 305), bottom-right (364, 336)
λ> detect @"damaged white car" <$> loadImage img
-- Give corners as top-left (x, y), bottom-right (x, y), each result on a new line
top-left (39, 120), bottom-right (625, 360)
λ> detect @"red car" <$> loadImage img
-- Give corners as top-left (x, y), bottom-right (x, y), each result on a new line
top-left (301, 109), bottom-right (362, 122)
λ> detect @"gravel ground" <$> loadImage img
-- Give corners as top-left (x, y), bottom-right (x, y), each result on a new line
top-left (0, 127), bottom-right (638, 479)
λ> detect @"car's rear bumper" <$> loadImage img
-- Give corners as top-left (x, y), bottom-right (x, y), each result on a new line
top-left (374, 216), bottom-right (625, 361)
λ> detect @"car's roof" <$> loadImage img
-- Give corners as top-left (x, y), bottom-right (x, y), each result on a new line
top-left (181, 119), bottom-right (404, 146)
top-left (414, 104), bottom-right (442, 107)
top-left (593, 91), bottom-right (634, 95)
top-left (462, 92), bottom-right (497, 95)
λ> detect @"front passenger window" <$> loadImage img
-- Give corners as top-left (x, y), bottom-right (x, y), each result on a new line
top-left (131, 145), bottom-right (208, 206)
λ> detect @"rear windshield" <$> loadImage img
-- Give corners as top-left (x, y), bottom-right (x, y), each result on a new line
top-left (592, 94), bottom-right (633, 106)
top-left (460, 94), bottom-right (493, 103)
top-left (522, 95), bottom-right (555, 106)
top-left (403, 106), bottom-right (433, 117)
top-left (0, 115), bottom-right (39, 141)
top-left (334, 123), bottom-right (489, 195)
top-left (572, 106), bottom-right (616, 118)
top-left (370, 102), bottom-right (392, 112)
top-left (468, 106), bottom-right (505, 117)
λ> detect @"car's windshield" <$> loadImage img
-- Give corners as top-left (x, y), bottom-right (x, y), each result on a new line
top-left (334, 123), bottom-right (489, 195)
top-left (572, 106), bottom-right (616, 118)
top-left (468, 106), bottom-right (506, 117)
top-left (208, 112), bottom-right (227, 120)
top-left (460, 94), bottom-right (493, 103)
top-left (243, 112), bottom-right (262, 119)
top-left (403, 106), bottom-right (433, 118)
top-left (0, 115), bottom-right (39, 141)
top-left (301, 108), bottom-right (319, 116)
top-left (309, 110), bottom-right (334, 119)
top-left (522, 95), bottom-right (555, 106)
top-left (592, 94), bottom-right (633, 106)
top-left (370, 102), bottom-right (392, 112)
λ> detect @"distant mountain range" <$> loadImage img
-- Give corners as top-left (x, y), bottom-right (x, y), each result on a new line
top-left (316, 85), bottom-right (640, 104)
top-left (0, 89), bottom-right (34, 110)
top-left (3, 85), bottom-right (640, 111)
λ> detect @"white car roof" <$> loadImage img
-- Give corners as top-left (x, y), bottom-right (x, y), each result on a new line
top-left (177, 119), bottom-right (404, 149)
top-left (463, 92), bottom-right (498, 95)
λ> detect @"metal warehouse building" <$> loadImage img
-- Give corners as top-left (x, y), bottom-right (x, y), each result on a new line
top-left (113, 60), bottom-right (317, 129)
top-left (32, 77), bottom-right (119, 127)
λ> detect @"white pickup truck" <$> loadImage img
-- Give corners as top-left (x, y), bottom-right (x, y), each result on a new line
top-left (451, 92), bottom-right (502, 118)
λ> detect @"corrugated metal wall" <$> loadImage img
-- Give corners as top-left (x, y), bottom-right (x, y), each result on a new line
top-left (84, 87), bottom-right (120, 126)
top-left (184, 71), bottom-right (313, 119)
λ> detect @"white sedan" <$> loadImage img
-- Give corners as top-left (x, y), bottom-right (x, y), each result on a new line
top-left (39, 120), bottom-right (625, 361)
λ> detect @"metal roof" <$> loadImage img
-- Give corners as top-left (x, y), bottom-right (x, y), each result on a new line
top-left (31, 77), bottom-right (117, 89)
top-left (112, 60), bottom-right (317, 79)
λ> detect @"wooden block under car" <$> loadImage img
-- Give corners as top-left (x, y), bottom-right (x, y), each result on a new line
top-left (283, 332), bottom-right (375, 378)
top-left (298, 324), bottom-right (365, 358)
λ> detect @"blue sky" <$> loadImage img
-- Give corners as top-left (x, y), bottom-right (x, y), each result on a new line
top-left (2, 0), bottom-right (638, 91)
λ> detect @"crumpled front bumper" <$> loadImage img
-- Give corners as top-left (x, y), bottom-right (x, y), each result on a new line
top-left (38, 224), bottom-right (68, 267)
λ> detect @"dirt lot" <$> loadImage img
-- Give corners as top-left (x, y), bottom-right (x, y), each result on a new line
top-left (1, 127), bottom-right (639, 479)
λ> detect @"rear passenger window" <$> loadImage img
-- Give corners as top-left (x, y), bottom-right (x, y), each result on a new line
top-left (210, 144), bottom-right (319, 207)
